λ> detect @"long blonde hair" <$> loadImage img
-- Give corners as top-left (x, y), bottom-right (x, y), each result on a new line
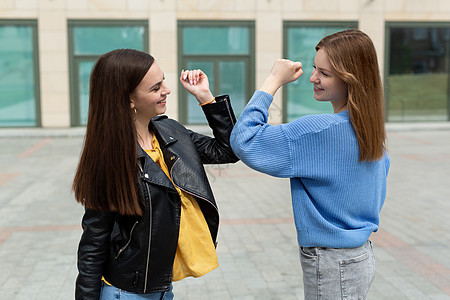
top-left (316, 29), bottom-right (386, 161)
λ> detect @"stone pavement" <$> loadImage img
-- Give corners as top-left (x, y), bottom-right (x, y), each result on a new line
top-left (0, 124), bottom-right (449, 299)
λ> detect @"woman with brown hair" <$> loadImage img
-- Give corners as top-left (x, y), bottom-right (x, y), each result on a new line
top-left (73, 48), bottom-right (238, 299)
top-left (230, 29), bottom-right (390, 299)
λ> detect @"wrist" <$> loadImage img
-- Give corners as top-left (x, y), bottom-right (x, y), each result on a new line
top-left (196, 91), bottom-right (215, 105)
top-left (259, 76), bottom-right (282, 96)
top-left (199, 97), bottom-right (215, 106)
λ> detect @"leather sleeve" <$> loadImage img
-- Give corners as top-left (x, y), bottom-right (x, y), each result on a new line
top-left (75, 208), bottom-right (116, 300)
top-left (189, 95), bottom-right (239, 164)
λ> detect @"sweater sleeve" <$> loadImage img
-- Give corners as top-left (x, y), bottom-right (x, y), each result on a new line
top-left (230, 90), bottom-right (294, 178)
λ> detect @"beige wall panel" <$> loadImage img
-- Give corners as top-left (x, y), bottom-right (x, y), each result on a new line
top-left (40, 52), bottom-right (68, 73)
top-left (66, 0), bottom-right (88, 11)
top-left (150, 11), bottom-right (178, 119)
top-left (282, 12), bottom-right (359, 21)
top-left (40, 93), bottom-right (70, 127)
top-left (438, 0), bottom-right (450, 11)
top-left (41, 114), bottom-right (70, 127)
top-left (38, 31), bottom-right (67, 52)
top-left (258, 12), bottom-right (282, 32)
top-left (256, 53), bottom-right (280, 84)
top-left (163, 72), bottom-right (179, 120)
top-left (150, 11), bottom-right (177, 31)
top-left (129, 0), bottom-right (150, 11)
top-left (149, 33), bottom-right (177, 71)
top-left (86, 0), bottom-right (128, 11)
top-left (38, 11), bottom-right (65, 30)
top-left (282, 0), bottom-right (304, 12)
top-left (360, 0), bottom-right (383, 13)
top-left (359, 13), bottom-right (385, 76)
top-left (38, 8), bottom-right (69, 127)
top-left (150, 0), bottom-right (176, 11)
top-left (340, 0), bottom-right (360, 12)
top-left (303, 0), bottom-right (340, 12)
top-left (15, 0), bottom-right (38, 10)
top-left (257, 0), bottom-right (283, 11)
top-left (41, 72), bottom-right (68, 94)
top-left (0, 11), bottom-right (37, 17)
top-left (234, 0), bottom-right (257, 11)
top-left (256, 12), bottom-right (282, 124)
top-left (268, 101), bottom-right (285, 123)
top-left (257, 31), bottom-right (282, 53)
top-left (402, 0), bottom-right (440, 13)
top-left (66, 11), bottom-right (148, 18)
top-left (176, 0), bottom-right (234, 11)
top-left (0, 0), bottom-right (14, 10)
top-left (40, 92), bottom-right (68, 113)
top-left (384, 0), bottom-right (406, 12)
top-left (38, 0), bottom-right (65, 11)
top-left (385, 13), bottom-right (450, 21)
top-left (176, 12), bottom-right (256, 20)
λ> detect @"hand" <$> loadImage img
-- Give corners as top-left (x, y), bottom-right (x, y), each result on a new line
top-left (180, 69), bottom-right (215, 105)
top-left (260, 59), bottom-right (303, 96)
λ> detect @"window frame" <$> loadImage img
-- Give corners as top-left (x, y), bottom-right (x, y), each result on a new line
top-left (282, 21), bottom-right (358, 123)
top-left (67, 19), bottom-right (149, 126)
top-left (177, 20), bottom-right (255, 124)
top-left (385, 21), bottom-right (450, 122)
top-left (0, 19), bottom-right (41, 127)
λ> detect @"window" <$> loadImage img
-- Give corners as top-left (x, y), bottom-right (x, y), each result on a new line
top-left (0, 20), bottom-right (40, 127)
top-left (178, 21), bottom-right (255, 124)
top-left (68, 20), bottom-right (148, 126)
top-left (283, 22), bottom-right (357, 122)
top-left (386, 23), bottom-right (450, 122)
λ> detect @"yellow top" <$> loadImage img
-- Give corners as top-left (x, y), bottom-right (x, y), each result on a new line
top-left (145, 134), bottom-right (218, 281)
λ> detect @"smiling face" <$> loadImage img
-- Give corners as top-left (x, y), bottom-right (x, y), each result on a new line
top-left (130, 61), bottom-right (171, 120)
top-left (310, 48), bottom-right (348, 113)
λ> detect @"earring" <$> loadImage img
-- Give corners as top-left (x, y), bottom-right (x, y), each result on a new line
top-left (134, 108), bottom-right (137, 114)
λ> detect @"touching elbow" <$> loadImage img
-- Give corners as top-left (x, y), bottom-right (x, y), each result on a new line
top-left (229, 140), bottom-right (246, 161)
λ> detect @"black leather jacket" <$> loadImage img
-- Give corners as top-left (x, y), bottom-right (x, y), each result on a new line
top-left (76, 95), bottom-right (238, 299)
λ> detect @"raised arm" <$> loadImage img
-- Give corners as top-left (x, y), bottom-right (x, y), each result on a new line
top-left (179, 69), bottom-right (238, 164)
top-left (259, 59), bottom-right (303, 96)
top-left (230, 59), bottom-right (303, 177)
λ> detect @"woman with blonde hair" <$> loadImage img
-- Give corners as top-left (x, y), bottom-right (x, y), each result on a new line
top-left (231, 29), bottom-right (390, 299)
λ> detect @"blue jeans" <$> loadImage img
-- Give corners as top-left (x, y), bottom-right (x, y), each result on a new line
top-left (100, 282), bottom-right (174, 300)
top-left (300, 240), bottom-right (375, 300)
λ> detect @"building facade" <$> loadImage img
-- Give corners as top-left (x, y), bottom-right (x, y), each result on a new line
top-left (1, 0), bottom-right (449, 127)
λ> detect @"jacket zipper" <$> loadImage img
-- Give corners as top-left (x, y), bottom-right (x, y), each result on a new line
top-left (143, 181), bottom-right (152, 293)
top-left (114, 221), bottom-right (138, 259)
top-left (138, 161), bottom-right (153, 293)
top-left (223, 97), bottom-right (235, 125)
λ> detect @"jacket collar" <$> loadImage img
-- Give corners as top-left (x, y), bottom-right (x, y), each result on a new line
top-left (136, 115), bottom-right (176, 159)
top-left (149, 115), bottom-right (178, 148)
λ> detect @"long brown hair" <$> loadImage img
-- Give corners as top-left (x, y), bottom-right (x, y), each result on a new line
top-left (73, 49), bottom-right (155, 216)
top-left (316, 29), bottom-right (386, 161)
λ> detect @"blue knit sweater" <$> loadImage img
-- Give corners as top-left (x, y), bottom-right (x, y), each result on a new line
top-left (230, 91), bottom-right (390, 248)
